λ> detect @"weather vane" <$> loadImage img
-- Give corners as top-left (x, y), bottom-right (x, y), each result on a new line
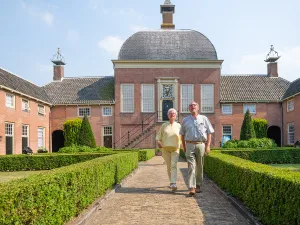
top-left (265, 45), bottom-right (280, 62)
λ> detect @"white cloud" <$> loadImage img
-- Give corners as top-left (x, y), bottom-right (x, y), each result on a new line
top-left (21, 0), bottom-right (54, 26)
top-left (227, 46), bottom-right (300, 82)
top-left (98, 36), bottom-right (125, 58)
top-left (129, 24), bottom-right (150, 33)
top-left (66, 30), bottom-right (79, 42)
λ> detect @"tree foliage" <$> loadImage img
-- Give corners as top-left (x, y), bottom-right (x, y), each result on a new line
top-left (240, 109), bottom-right (256, 140)
top-left (63, 118), bottom-right (82, 146)
top-left (253, 118), bottom-right (268, 138)
top-left (77, 116), bottom-right (96, 148)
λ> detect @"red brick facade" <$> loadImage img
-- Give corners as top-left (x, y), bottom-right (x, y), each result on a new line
top-left (0, 89), bottom-right (50, 155)
top-left (283, 94), bottom-right (300, 145)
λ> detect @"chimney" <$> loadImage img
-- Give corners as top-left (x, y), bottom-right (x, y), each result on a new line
top-left (51, 48), bottom-right (66, 81)
top-left (160, 0), bottom-right (175, 29)
top-left (265, 45), bottom-right (280, 78)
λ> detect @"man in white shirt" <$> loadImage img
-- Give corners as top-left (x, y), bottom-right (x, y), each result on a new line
top-left (179, 101), bottom-right (214, 196)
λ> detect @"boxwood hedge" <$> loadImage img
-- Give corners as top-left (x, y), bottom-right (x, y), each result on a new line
top-left (0, 152), bottom-right (138, 225)
top-left (204, 151), bottom-right (300, 225)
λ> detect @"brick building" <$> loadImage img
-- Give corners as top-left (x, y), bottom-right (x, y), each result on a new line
top-left (0, 1), bottom-right (299, 154)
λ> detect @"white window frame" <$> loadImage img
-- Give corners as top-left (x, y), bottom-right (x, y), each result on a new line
top-left (288, 123), bottom-right (294, 145)
top-left (222, 125), bottom-right (232, 145)
top-left (181, 84), bottom-right (194, 113)
top-left (5, 122), bottom-right (14, 154)
top-left (22, 124), bottom-right (29, 147)
top-left (103, 126), bottom-right (113, 136)
top-left (22, 99), bottom-right (30, 112)
top-left (201, 84), bottom-right (214, 113)
top-left (141, 84), bottom-right (155, 113)
top-left (222, 104), bottom-right (232, 115)
top-left (38, 104), bottom-right (45, 116)
top-left (121, 84), bottom-right (134, 113)
top-left (102, 106), bottom-right (113, 116)
top-left (243, 104), bottom-right (256, 114)
top-left (37, 127), bottom-right (45, 148)
top-left (6, 93), bottom-right (15, 108)
top-left (78, 107), bottom-right (91, 117)
top-left (287, 99), bottom-right (294, 112)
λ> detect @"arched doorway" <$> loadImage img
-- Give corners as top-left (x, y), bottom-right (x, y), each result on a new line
top-left (52, 130), bottom-right (64, 152)
top-left (267, 126), bottom-right (281, 147)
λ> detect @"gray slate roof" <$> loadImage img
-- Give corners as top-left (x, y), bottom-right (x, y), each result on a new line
top-left (118, 30), bottom-right (218, 60)
top-left (282, 78), bottom-right (300, 100)
top-left (43, 77), bottom-right (115, 104)
top-left (0, 67), bottom-right (51, 103)
top-left (220, 75), bottom-right (290, 102)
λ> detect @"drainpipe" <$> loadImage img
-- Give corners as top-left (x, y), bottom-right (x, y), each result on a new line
top-left (281, 102), bottom-right (284, 146)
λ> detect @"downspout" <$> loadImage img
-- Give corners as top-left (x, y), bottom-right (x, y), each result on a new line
top-left (281, 102), bottom-right (284, 146)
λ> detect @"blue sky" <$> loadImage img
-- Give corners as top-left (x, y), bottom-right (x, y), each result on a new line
top-left (0, 0), bottom-right (299, 86)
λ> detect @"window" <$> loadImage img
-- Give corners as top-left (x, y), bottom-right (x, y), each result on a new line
top-left (288, 123), bottom-right (294, 145)
top-left (5, 123), bottom-right (14, 136)
top-left (181, 84), bottom-right (194, 112)
top-left (78, 107), bottom-right (90, 117)
top-left (103, 126), bottom-right (113, 136)
top-left (6, 93), bottom-right (15, 108)
top-left (222, 104), bottom-right (232, 115)
top-left (201, 84), bottom-right (214, 113)
top-left (38, 104), bottom-right (45, 116)
top-left (22, 99), bottom-right (30, 112)
top-left (22, 125), bottom-right (29, 148)
top-left (38, 127), bottom-right (45, 148)
top-left (102, 106), bottom-right (112, 116)
top-left (287, 99), bottom-right (294, 112)
top-left (222, 125), bottom-right (232, 145)
top-left (244, 104), bottom-right (256, 114)
top-left (121, 84), bottom-right (134, 112)
top-left (142, 84), bottom-right (154, 112)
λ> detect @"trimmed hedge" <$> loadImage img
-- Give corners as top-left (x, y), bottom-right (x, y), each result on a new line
top-left (58, 145), bottom-right (112, 153)
top-left (63, 118), bottom-right (82, 147)
top-left (253, 118), bottom-right (268, 138)
top-left (0, 153), bottom-right (112, 171)
top-left (0, 152), bottom-right (138, 225)
top-left (222, 149), bottom-right (300, 164)
top-left (223, 138), bottom-right (276, 149)
top-left (204, 151), bottom-right (300, 225)
top-left (138, 149), bottom-right (155, 161)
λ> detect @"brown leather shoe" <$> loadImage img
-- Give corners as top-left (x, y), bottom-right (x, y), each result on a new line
top-left (196, 185), bottom-right (201, 193)
top-left (189, 187), bottom-right (196, 196)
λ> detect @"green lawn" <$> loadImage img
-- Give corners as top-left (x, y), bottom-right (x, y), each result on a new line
top-left (270, 164), bottom-right (300, 172)
top-left (0, 171), bottom-right (45, 183)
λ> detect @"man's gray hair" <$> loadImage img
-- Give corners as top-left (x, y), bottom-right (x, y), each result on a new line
top-left (167, 108), bottom-right (177, 116)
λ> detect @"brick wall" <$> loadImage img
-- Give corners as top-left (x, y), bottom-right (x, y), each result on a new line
top-left (283, 94), bottom-right (300, 145)
top-left (0, 89), bottom-right (50, 155)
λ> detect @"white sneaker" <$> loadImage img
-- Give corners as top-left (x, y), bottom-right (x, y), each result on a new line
top-left (170, 184), bottom-right (177, 191)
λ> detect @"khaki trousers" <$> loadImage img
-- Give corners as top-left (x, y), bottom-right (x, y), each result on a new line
top-left (185, 143), bottom-right (205, 188)
top-left (162, 149), bottom-right (179, 184)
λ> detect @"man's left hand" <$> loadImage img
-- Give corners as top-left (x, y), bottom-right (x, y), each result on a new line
top-left (205, 146), bottom-right (210, 155)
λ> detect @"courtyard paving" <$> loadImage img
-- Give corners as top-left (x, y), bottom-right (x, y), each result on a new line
top-left (81, 156), bottom-right (253, 225)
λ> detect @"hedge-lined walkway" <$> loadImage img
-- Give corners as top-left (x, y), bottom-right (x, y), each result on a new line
top-left (83, 156), bottom-right (251, 225)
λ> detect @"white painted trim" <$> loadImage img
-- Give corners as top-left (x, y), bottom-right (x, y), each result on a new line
top-left (77, 106), bottom-right (92, 117)
top-left (5, 93), bottom-right (15, 108)
top-left (180, 84), bottom-right (194, 113)
top-left (243, 103), bottom-right (256, 114)
top-left (102, 106), bottom-right (113, 116)
top-left (201, 84), bottom-right (214, 113)
top-left (141, 84), bottom-right (155, 113)
top-left (221, 104), bottom-right (233, 115)
top-left (120, 84), bottom-right (134, 113)
top-left (113, 60), bottom-right (223, 69)
top-left (102, 126), bottom-right (113, 147)
top-left (287, 99), bottom-right (294, 112)
top-left (5, 122), bottom-right (14, 154)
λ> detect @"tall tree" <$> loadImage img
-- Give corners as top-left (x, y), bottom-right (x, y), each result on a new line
top-left (240, 109), bottom-right (256, 140)
top-left (78, 116), bottom-right (96, 148)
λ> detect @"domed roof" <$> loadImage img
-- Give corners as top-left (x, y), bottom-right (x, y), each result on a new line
top-left (118, 29), bottom-right (218, 60)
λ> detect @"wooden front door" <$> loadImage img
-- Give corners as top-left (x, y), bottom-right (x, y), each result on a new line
top-left (162, 100), bottom-right (173, 121)
top-left (104, 136), bottom-right (112, 148)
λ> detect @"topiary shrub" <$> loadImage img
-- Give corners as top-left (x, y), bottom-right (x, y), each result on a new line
top-left (223, 140), bottom-right (238, 148)
top-left (240, 109), bottom-right (256, 140)
top-left (63, 118), bottom-right (82, 146)
top-left (253, 118), bottom-right (268, 138)
top-left (78, 116), bottom-right (96, 148)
